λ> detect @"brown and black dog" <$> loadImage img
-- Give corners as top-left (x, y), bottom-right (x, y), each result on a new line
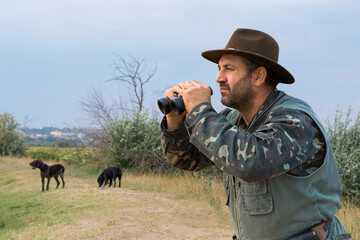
top-left (29, 159), bottom-right (65, 191)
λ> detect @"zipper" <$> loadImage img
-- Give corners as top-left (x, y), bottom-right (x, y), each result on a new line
top-left (233, 177), bottom-right (240, 238)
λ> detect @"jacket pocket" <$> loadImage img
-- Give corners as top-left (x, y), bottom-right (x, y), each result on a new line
top-left (240, 179), bottom-right (273, 215)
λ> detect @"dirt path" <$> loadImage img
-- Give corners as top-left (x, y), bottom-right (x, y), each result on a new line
top-left (53, 187), bottom-right (233, 240)
top-left (1, 157), bottom-right (234, 240)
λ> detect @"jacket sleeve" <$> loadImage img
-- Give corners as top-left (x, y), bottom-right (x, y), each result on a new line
top-left (185, 102), bottom-right (325, 182)
top-left (160, 116), bottom-right (214, 171)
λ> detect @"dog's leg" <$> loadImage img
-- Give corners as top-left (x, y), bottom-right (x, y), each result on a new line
top-left (104, 178), bottom-right (109, 187)
top-left (109, 178), bottom-right (112, 187)
top-left (54, 176), bottom-right (60, 188)
top-left (41, 176), bottom-right (45, 192)
top-left (60, 172), bottom-right (65, 188)
top-left (46, 178), bottom-right (50, 191)
top-left (118, 176), bottom-right (121, 188)
top-left (113, 178), bottom-right (116, 187)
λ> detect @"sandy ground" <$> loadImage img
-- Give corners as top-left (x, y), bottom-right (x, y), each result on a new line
top-left (49, 187), bottom-right (234, 240)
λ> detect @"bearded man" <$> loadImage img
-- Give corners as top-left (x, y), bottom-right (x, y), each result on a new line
top-left (160, 28), bottom-right (351, 240)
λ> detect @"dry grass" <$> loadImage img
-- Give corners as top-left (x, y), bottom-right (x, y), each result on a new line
top-left (124, 172), bottom-right (226, 206)
top-left (336, 196), bottom-right (360, 239)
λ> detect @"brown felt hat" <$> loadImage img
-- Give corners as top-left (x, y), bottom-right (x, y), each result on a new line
top-left (202, 28), bottom-right (294, 84)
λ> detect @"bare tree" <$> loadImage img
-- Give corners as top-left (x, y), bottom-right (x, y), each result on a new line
top-left (109, 54), bottom-right (157, 113)
top-left (79, 54), bottom-right (157, 148)
top-left (79, 87), bottom-right (112, 147)
top-left (78, 55), bottom-right (170, 172)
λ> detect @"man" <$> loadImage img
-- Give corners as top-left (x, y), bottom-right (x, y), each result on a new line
top-left (160, 28), bottom-right (351, 239)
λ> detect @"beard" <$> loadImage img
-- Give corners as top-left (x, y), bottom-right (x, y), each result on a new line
top-left (220, 74), bottom-right (254, 111)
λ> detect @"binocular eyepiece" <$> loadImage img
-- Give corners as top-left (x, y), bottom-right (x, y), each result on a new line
top-left (157, 87), bottom-right (213, 115)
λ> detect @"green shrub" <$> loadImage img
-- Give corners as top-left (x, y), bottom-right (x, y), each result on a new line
top-left (106, 110), bottom-right (171, 173)
top-left (326, 106), bottom-right (360, 200)
top-left (0, 112), bottom-right (25, 156)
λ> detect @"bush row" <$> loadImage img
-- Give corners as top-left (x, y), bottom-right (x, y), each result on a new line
top-left (26, 147), bottom-right (98, 166)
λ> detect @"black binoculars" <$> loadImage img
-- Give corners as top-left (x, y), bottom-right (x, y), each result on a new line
top-left (157, 87), bottom-right (213, 115)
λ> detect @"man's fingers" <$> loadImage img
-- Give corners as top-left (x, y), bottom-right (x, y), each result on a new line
top-left (165, 81), bottom-right (210, 98)
top-left (165, 83), bottom-right (185, 98)
top-left (183, 80), bottom-right (212, 95)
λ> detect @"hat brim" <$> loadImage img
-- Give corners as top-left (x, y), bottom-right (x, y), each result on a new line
top-left (202, 49), bottom-right (294, 84)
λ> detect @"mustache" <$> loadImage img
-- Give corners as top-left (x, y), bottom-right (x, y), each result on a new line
top-left (219, 83), bottom-right (230, 90)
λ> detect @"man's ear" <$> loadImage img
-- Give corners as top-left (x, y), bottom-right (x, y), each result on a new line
top-left (253, 66), bottom-right (267, 87)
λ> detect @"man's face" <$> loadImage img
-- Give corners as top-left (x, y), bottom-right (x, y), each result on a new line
top-left (216, 54), bottom-right (254, 109)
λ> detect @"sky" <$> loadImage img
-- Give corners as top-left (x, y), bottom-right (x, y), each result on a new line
top-left (1, 0), bottom-right (359, 128)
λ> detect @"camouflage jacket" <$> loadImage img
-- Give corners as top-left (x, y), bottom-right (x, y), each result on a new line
top-left (160, 89), bottom-right (325, 181)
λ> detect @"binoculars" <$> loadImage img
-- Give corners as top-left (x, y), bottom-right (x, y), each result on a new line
top-left (157, 87), bottom-right (213, 115)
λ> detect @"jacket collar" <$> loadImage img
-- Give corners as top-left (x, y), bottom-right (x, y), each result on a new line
top-left (238, 88), bottom-right (285, 131)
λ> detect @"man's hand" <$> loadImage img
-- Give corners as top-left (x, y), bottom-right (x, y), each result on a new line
top-left (164, 83), bottom-right (187, 130)
top-left (164, 81), bottom-right (212, 130)
top-left (178, 80), bottom-right (212, 113)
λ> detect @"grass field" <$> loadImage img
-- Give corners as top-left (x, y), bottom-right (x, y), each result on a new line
top-left (0, 157), bottom-right (358, 239)
top-left (0, 157), bottom-right (232, 240)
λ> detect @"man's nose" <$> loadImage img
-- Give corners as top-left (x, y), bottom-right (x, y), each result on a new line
top-left (216, 71), bottom-right (226, 83)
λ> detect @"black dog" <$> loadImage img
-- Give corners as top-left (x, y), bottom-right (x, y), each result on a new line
top-left (29, 159), bottom-right (65, 191)
top-left (97, 166), bottom-right (122, 188)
